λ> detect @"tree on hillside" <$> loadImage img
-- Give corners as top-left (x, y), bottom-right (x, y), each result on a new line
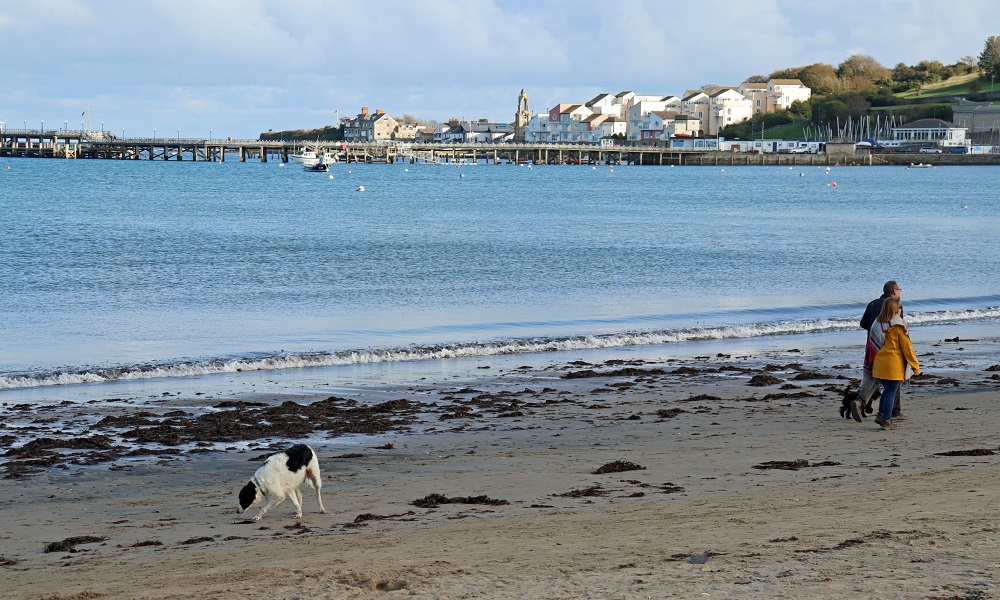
top-left (819, 100), bottom-right (849, 125)
top-left (837, 54), bottom-right (890, 81)
top-left (795, 63), bottom-right (841, 96)
top-left (841, 93), bottom-right (871, 117)
top-left (837, 54), bottom-right (891, 93)
top-left (979, 35), bottom-right (1000, 78)
top-left (958, 55), bottom-right (978, 69)
top-left (745, 74), bottom-right (768, 83)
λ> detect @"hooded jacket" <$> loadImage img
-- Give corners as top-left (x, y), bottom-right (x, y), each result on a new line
top-left (872, 317), bottom-right (920, 381)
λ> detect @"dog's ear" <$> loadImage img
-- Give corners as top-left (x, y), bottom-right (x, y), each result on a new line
top-left (237, 481), bottom-right (258, 513)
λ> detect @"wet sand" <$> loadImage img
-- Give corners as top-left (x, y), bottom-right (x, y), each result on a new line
top-left (2, 340), bottom-right (1000, 599)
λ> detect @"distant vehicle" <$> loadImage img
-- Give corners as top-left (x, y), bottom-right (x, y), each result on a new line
top-left (948, 146), bottom-right (969, 154)
top-left (789, 147), bottom-right (811, 154)
top-left (919, 147), bottom-right (943, 154)
top-left (856, 141), bottom-right (873, 148)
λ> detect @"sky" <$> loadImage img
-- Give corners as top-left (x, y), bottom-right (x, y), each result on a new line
top-left (1, 0), bottom-right (998, 140)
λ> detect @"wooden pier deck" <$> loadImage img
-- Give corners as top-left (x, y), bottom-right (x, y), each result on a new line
top-left (2, 129), bottom-right (999, 166)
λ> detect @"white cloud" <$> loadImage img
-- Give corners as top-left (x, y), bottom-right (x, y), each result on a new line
top-left (1, 0), bottom-right (999, 138)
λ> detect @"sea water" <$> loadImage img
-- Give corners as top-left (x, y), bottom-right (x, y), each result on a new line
top-left (2, 157), bottom-right (999, 396)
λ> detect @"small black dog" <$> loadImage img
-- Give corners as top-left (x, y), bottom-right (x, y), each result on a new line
top-left (839, 384), bottom-right (879, 421)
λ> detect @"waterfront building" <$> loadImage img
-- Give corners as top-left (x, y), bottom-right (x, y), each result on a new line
top-left (343, 107), bottom-right (399, 142)
top-left (891, 118), bottom-right (967, 147)
top-left (626, 97), bottom-right (682, 140)
top-left (951, 99), bottom-right (1000, 136)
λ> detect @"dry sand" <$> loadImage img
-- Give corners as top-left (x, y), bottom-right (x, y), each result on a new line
top-left (2, 343), bottom-right (1000, 599)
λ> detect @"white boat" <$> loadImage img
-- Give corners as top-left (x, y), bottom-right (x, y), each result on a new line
top-left (303, 154), bottom-right (333, 172)
top-left (290, 147), bottom-right (318, 164)
top-left (290, 145), bottom-right (334, 167)
top-left (908, 163), bottom-right (932, 168)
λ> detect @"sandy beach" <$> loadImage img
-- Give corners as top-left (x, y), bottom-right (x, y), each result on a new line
top-left (2, 338), bottom-right (1000, 599)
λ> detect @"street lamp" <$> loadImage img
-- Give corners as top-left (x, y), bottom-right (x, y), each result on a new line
top-left (153, 128), bottom-right (156, 142)
top-left (209, 128), bottom-right (212, 141)
top-left (122, 128), bottom-right (125, 141)
top-left (64, 120), bottom-right (68, 133)
top-left (41, 119), bottom-right (44, 132)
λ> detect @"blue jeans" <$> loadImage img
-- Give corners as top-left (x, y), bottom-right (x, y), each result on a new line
top-left (878, 379), bottom-right (901, 421)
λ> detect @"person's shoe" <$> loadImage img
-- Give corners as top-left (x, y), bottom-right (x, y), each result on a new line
top-left (892, 412), bottom-right (907, 421)
top-left (850, 400), bottom-right (864, 422)
top-left (880, 419), bottom-right (896, 430)
top-left (874, 414), bottom-right (886, 425)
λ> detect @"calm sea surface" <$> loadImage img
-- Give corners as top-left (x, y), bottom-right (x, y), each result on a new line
top-left (2, 157), bottom-right (999, 392)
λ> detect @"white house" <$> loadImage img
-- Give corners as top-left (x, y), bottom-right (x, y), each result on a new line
top-left (648, 111), bottom-right (701, 139)
top-left (767, 79), bottom-right (811, 110)
top-left (739, 79), bottom-right (811, 115)
top-left (627, 97), bottom-right (682, 140)
top-left (680, 91), bottom-right (710, 133)
top-left (433, 120), bottom-right (468, 143)
top-left (585, 93), bottom-right (623, 117)
top-left (708, 88), bottom-right (752, 134)
top-left (467, 121), bottom-right (514, 143)
top-left (891, 118), bottom-right (967, 147)
top-left (738, 82), bottom-right (768, 114)
top-left (525, 113), bottom-right (553, 143)
top-left (545, 103), bottom-right (597, 143)
top-left (580, 113), bottom-right (627, 142)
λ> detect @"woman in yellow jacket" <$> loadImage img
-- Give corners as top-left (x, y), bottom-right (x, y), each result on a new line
top-left (871, 297), bottom-right (920, 430)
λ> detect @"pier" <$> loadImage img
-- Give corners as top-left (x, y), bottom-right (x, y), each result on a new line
top-left (2, 129), bottom-right (999, 166)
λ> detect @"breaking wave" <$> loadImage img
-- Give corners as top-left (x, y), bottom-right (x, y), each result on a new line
top-left (2, 305), bottom-right (998, 391)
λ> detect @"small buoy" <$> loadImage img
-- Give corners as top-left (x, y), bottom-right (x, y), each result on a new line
top-left (610, 168), bottom-right (614, 173)
top-left (357, 186), bottom-right (364, 192)
top-left (348, 170), bottom-right (352, 174)
top-left (328, 174), bottom-right (333, 180)
top-left (788, 167), bottom-right (793, 170)
top-left (800, 173), bottom-right (804, 177)
top-left (404, 168), bottom-right (409, 172)
top-left (670, 164), bottom-right (675, 168)
top-left (460, 174), bottom-right (464, 178)
top-left (278, 163), bottom-right (285, 167)
top-left (962, 205), bottom-right (969, 209)
top-left (720, 169), bottom-right (725, 172)
top-left (592, 166), bottom-right (596, 170)
top-left (831, 182), bottom-right (837, 186)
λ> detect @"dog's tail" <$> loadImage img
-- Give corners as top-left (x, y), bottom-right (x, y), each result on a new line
top-left (305, 456), bottom-right (322, 490)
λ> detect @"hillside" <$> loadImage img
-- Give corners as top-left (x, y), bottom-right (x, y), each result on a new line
top-left (897, 73), bottom-right (994, 99)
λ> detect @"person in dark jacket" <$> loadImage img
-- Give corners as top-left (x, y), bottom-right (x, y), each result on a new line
top-left (859, 280), bottom-right (905, 420)
top-left (861, 280), bottom-right (901, 331)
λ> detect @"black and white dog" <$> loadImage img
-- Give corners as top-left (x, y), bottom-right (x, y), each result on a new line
top-left (236, 444), bottom-right (327, 521)
top-left (839, 385), bottom-right (879, 421)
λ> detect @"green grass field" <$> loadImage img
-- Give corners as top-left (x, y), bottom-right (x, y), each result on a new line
top-left (896, 73), bottom-right (1000, 99)
top-left (759, 120), bottom-right (811, 140)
